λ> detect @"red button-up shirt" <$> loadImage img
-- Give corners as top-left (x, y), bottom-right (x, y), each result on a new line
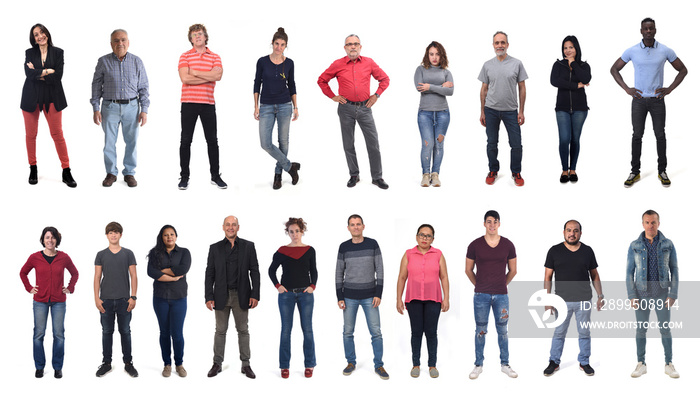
top-left (318, 55), bottom-right (390, 102)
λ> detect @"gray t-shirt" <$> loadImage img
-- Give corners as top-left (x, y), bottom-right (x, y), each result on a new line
top-left (414, 65), bottom-right (453, 111)
top-left (477, 55), bottom-right (528, 111)
top-left (95, 247), bottom-right (137, 299)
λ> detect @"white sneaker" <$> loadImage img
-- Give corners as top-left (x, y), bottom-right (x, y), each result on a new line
top-left (430, 172), bottom-right (441, 187)
top-left (501, 365), bottom-right (518, 378)
top-left (469, 366), bottom-right (482, 379)
top-left (631, 362), bottom-right (647, 378)
top-left (665, 363), bottom-right (680, 378)
top-left (421, 173), bottom-right (430, 187)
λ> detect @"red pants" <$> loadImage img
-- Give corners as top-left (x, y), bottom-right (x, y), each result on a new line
top-left (22, 103), bottom-right (71, 168)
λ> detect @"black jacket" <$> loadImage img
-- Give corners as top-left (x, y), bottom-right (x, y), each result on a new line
top-left (550, 59), bottom-right (591, 112)
top-left (21, 46), bottom-right (68, 112)
top-left (205, 237), bottom-right (260, 310)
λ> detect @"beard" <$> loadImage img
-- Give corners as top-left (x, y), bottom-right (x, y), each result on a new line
top-left (565, 238), bottom-right (579, 246)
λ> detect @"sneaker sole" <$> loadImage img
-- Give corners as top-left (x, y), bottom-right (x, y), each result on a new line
top-left (178, 186), bottom-right (188, 190)
top-left (579, 366), bottom-right (594, 376)
top-left (544, 367), bottom-right (559, 376)
top-left (96, 368), bottom-right (113, 377)
top-left (211, 181), bottom-right (228, 189)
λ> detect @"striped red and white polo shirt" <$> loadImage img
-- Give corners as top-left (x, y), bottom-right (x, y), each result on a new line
top-left (178, 47), bottom-right (222, 104)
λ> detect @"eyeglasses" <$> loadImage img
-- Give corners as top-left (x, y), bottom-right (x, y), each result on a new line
top-left (345, 42), bottom-right (360, 47)
top-left (417, 233), bottom-right (433, 240)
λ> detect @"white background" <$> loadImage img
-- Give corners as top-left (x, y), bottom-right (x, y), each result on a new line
top-left (2, 0), bottom-right (696, 395)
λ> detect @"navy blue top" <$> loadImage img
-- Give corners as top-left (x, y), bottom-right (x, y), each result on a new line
top-left (147, 245), bottom-right (191, 300)
top-left (253, 56), bottom-right (296, 104)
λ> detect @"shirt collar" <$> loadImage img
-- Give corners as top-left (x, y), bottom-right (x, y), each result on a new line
top-left (188, 46), bottom-right (212, 55)
top-left (639, 40), bottom-right (658, 49)
top-left (344, 55), bottom-right (363, 64)
top-left (110, 52), bottom-right (130, 62)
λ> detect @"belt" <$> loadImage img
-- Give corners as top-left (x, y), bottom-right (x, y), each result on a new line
top-left (346, 99), bottom-right (369, 106)
top-left (289, 288), bottom-right (306, 293)
top-left (107, 97), bottom-right (137, 104)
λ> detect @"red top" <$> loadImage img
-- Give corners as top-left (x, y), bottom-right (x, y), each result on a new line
top-left (317, 55), bottom-right (390, 102)
top-left (178, 47), bottom-right (222, 104)
top-left (20, 251), bottom-right (79, 303)
top-left (405, 246), bottom-right (443, 303)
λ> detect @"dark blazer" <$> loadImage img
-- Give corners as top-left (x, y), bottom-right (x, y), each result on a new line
top-left (21, 46), bottom-right (68, 112)
top-left (205, 237), bottom-right (260, 310)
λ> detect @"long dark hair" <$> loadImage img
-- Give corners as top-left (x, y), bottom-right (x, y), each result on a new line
top-left (30, 23), bottom-right (54, 48)
top-left (147, 224), bottom-right (177, 268)
top-left (561, 35), bottom-right (582, 63)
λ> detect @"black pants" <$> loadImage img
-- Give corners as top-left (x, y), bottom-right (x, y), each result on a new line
top-left (180, 103), bottom-right (220, 178)
top-left (631, 97), bottom-right (666, 173)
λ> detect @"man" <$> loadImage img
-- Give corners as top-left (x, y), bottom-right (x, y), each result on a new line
top-left (465, 210), bottom-right (518, 379)
top-left (478, 31), bottom-right (528, 187)
top-left (204, 216), bottom-right (260, 379)
top-left (178, 24), bottom-right (226, 190)
top-left (91, 29), bottom-right (149, 188)
top-left (335, 214), bottom-right (388, 379)
top-left (626, 210), bottom-right (679, 378)
top-left (93, 222), bottom-right (138, 378)
top-left (611, 18), bottom-right (687, 188)
top-left (318, 34), bottom-right (390, 190)
top-left (542, 220), bottom-right (603, 376)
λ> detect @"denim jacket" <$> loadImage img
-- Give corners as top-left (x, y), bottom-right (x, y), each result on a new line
top-left (626, 231), bottom-right (678, 299)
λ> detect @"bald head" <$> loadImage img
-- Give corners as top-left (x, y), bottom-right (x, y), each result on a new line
top-left (223, 216), bottom-right (240, 241)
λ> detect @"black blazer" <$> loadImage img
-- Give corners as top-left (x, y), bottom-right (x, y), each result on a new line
top-left (205, 237), bottom-right (261, 310)
top-left (21, 46), bottom-right (68, 112)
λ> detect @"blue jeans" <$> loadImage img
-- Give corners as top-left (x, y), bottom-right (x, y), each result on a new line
top-left (343, 297), bottom-right (383, 368)
top-left (474, 293), bottom-right (509, 366)
top-left (406, 300), bottom-right (441, 367)
top-left (100, 298), bottom-right (132, 364)
top-left (484, 107), bottom-right (522, 173)
top-left (634, 292), bottom-right (672, 364)
top-left (33, 301), bottom-right (65, 370)
top-left (154, 296), bottom-right (187, 366)
top-left (278, 291), bottom-right (315, 368)
top-left (555, 110), bottom-right (587, 171)
top-left (101, 99), bottom-right (139, 176)
top-left (259, 102), bottom-right (293, 174)
top-left (631, 97), bottom-right (667, 173)
top-left (549, 301), bottom-right (591, 365)
top-left (417, 110), bottom-right (450, 174)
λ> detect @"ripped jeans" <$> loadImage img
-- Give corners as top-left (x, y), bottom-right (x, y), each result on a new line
top-left (473, 293), bottom-right (509, 366)
top-left (417, 110), bottom-right (450, 174)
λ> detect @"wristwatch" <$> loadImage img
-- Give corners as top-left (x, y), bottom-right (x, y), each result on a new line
top-left (374, 93), bottom-right (380, 99)
top-left (130, 296), bottom-right (137, 300)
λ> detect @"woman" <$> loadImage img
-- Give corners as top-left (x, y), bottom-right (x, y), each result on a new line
top-left (414, 42), bottom-right (453, 187)
top-left (550, 35), bottom-right (591, 183)
top-left (21, 24), bottom-right (77, 187)
top-left (254, 27), bottom-right (301, 190)
top-left (147, 225), bottom-right (191, 378)
top-left (268, 218), bottom-right (317, 378)
top-left (396, 224), bottom-right (449, 378)
top-left (19, 227), bottom-right (79, 379)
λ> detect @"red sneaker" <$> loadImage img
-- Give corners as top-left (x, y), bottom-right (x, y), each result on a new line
top-left (512, 173), bottom-right (524, 187)
top-left (281, 369), bottom-right (289, 379)
top-left (485, 171), bottom-right (498, 185)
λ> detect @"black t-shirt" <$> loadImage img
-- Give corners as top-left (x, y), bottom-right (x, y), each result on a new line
top-left (544, 242), bottom-right (598, 302)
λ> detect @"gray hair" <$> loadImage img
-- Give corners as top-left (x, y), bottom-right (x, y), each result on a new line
top-left (345, 33), bottom-right (360, 43)
top-left (493, 31), bottom-right (508, 42)
top-left (111, 29), bottom-right (128, 39)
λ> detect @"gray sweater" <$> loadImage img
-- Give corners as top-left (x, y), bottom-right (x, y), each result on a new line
top-left (414, 65), bottom-right (454, 111)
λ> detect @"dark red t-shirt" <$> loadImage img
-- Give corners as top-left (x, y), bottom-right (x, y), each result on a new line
top-left (466, 236), bottom-right (516, 294)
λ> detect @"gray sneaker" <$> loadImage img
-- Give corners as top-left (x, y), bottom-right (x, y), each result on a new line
top-left (658, 172), bottom-right (671, 187)
top-left (624, 172), bottom-right (640, 188)
top-left (410, 366), bottom-right (420, 378)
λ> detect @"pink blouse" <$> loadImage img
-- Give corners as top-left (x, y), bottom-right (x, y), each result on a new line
top-left (404, 246), bottom-right (443, 303)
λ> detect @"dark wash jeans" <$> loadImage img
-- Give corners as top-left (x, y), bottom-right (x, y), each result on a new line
top-left (180, 103), bottom-right (220, 178)
top-left (406, 300), bottom-right (441, 367)
top-left (631, 97), bottom-right (666, 173)
top-left (100, 298), bottom-right (132, 364)
top-left (153, 296), bottom-right (187, 366)
top-left (484, 107), bottom-right (522, 173)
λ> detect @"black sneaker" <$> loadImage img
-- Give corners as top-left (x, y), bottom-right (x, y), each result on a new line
top-left (211, 174), bottom-right (228, 189)
top-left (62, 167), bottom-right (77, 188)
top-left (178, 177), bottom-right (189, 190)
top-left (658, 172), bottom-right (671, 187)
top-left (96, 363), bottom-right (112, 377)
top-left (624, 172), bottom-right (640, 188)
top-left (35, 369), bottom-right (44, 378)
top-left (579, 363), bottom-right (595, 376)
top-left (125, 362), bottom-right (139, 377)
top-left (544, 360), bottom-right (559, 376)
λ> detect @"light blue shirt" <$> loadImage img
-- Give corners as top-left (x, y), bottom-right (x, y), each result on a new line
top-left (621, 40), bottom-right (677, 98)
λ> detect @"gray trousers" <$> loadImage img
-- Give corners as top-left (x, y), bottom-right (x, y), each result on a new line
top-left (338, 103), bottom-right (383, 180)
top-left (213, 289), bottom-right (250, 366)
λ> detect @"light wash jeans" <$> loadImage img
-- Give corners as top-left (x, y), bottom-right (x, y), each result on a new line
top-left (33, 301), bottom-right (66, 370)
top-left (259, 102), bottom-right (293, 174)
top-left (549, 300), bottom-right (591, 365)
top-left (101, 99), bottom-right (139, 176)
top-left (474, 293), bottom-right (509, 366)
top-left (417, 110), bottom-right (450, 174)
top-left (343, 297), bottom-right (383, 368)
top-left (634, 291), bottom-right (672, 364)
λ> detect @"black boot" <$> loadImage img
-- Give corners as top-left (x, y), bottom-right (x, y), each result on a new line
top-left (62, 167), bottom-right (77, 188)
top-left (29, 165), bottom-right (38, 185)
top-left (273, 173), bottom-right (282, 190)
